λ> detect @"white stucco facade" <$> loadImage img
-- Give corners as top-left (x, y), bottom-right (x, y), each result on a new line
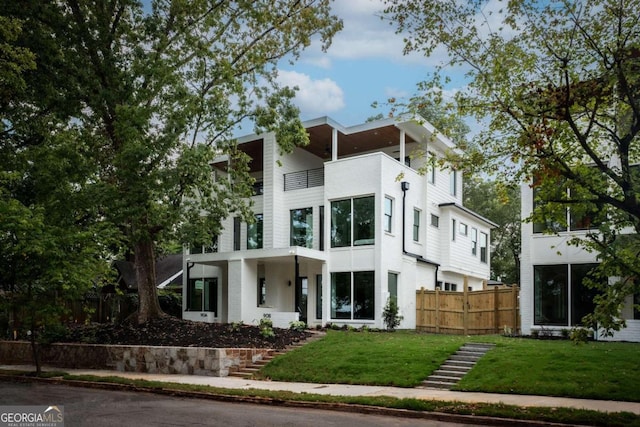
top-left (183, 115), bottom-right (495, 329)
top-left (520, 183), bottom-right (640, 341)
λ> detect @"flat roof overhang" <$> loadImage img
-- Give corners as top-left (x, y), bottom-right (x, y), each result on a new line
top-left (186, 246), bottom-right (327, 267)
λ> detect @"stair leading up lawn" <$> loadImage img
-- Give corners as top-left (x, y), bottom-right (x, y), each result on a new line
top-left (228, 331), bottom-right (325, 378)
top-left (419, 342), bottom-right (495, 390)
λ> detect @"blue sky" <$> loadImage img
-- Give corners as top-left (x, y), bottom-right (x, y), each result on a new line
top-left (276, 0), bottom-right (452, 126)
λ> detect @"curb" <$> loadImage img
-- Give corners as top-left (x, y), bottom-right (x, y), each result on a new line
top-left (0, 374), bottom-right (583, 427)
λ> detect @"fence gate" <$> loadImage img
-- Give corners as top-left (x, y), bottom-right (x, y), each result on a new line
top-left (416, 280), bottom-right (519, 335)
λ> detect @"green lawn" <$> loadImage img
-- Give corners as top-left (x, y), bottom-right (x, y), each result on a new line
top-left (259, 330), bottom-right (640, 401)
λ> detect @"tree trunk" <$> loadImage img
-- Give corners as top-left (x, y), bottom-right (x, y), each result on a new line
top-left (29, 317), bottom-right (41, 376)
top-left (134, 238), bottom-right (164, 324)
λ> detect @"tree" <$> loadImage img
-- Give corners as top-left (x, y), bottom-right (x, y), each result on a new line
top-left (1, 14), bottom-right (117, 372)
top-left (464, 177), bottom-right (521, 284)
top-left (383, 0), bottom-right (640, 333)
top-left (4, 1), bottom-right (341, 324)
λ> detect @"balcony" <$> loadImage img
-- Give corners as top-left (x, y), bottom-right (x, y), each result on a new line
top-left (284, 168), bottom-right (324, 191)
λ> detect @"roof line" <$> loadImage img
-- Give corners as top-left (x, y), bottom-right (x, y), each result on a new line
top-left (438, 202), bottom-right (499, 228)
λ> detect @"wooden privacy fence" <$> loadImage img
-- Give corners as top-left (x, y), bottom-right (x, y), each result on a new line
top-left (416, 282), bottom-right (520, 335)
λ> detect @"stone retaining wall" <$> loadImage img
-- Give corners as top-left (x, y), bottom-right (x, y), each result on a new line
top-left (0, 341), bottom-right (272, 376)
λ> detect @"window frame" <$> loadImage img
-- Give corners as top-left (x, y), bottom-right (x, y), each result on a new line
top-left (290, 207), bottom-right (314, 248)
top-left (247, 213), bottom-right (263, 250)
top-left (480, 231), bottom-right (488, 263)
top-left (330, 196), bottom-right (375, 248)
top-left (430, 214), bottom-right (439, 228)
top-left (384, 196), bottom-right (393, 233)
top-left (413, 208), bottom-right (420, 242)
top-left (330, 271), bottom-right (375, 321)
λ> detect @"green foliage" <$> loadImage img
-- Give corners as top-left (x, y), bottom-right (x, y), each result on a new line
top-left (1, 1), bottom-right (341, 323)
top-left (464, 177), bottom-right (521, 283)
top-left (259, 318), bottom-right (275, 338)
top-left (289, 320), bottom-right (306, 332)
top-left (382, 298), bottom-right (403, 331)
top-left (382, 0), bottom-right (640, 332)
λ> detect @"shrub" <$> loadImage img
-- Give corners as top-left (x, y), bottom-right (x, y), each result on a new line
top-left (382, 298), bottom-right (403, 331)
top-left (259, 318), bottom-right (274, 338)
top-left (289, 320), bottom-right (306, 332)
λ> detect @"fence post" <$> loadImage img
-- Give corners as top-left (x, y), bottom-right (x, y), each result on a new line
top-left (512, 285), bottom-right (519, 334)
top-left (463, 276), bottom-right (469, 335)
top-left (494, 285), bottom-right (500, 334)
top-left (435, 286), bottom-right (440, 334)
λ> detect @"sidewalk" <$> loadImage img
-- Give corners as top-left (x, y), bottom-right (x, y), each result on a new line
top-left (2, 364), bottom-right (639, 415)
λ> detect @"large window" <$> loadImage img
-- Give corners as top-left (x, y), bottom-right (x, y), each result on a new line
top-left (534, 264), bottom-right (602, 327)
top-left (413, 209), bottom-right (420, 242)
top-left (533, 181), bottom-right (601, 234)
top-left (187, 278), bottom-right (217, 314)
top-left (331, 196), bottom-right (374, 247)
top-left (247, 214), bottom-right (263, 249)
top-left (571, 264), bottom-right (600, 325)
top-left (534, 265), bottom-right (568, 325)
top-left (330, 271), bottom-right (375, 320)
top-left (384, 197), bottom-right (393, 233)
top-left (290, 208), bottom-right (313, 248)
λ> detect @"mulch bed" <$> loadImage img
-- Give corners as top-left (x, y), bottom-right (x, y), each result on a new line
top-left (61, 316), bottom-right (311, 349)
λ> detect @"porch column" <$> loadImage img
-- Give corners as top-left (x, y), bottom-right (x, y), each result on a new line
top-left (331, 127), bottom-right (338, 161)
top-left (227, 259), bottom-right (244, 322)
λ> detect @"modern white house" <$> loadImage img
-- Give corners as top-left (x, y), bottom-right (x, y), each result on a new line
top-left (183, 115), bottom-right (496, 329)
top-left (520, 183), bottom-right (640, 341)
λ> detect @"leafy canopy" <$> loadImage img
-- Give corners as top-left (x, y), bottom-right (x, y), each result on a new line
top-left (2, 0), bottom-right (342, 323)
top-left (383, 0), bottom-right (640, 332)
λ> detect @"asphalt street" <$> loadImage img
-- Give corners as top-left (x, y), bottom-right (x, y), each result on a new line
top-left (0, 382), bottom-right (479, 427)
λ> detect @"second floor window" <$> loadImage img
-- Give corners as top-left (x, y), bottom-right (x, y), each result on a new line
top-left (413, 208), bottom-right (420, 242)
top-left (331, 196), bottom-right (375, 247)
top-left (291, 208), bottom-right (313, 248)
top-left (471, 228), bottom-right (478, 256)
top-left (384, 197), bottom-right (393, 233)
top-left (247, 214), bottom-right (263, 249)
top-left (480, 231), bottom-right (488, 263)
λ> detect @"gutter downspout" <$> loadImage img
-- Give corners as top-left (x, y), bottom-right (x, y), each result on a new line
top-left (401, 180), bottom-right (440, 288)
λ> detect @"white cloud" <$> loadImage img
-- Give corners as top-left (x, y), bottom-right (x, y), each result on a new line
top-left (277, 70), bottom-right (345, 116)
top-left (301, 0), bottom-right (444, 67)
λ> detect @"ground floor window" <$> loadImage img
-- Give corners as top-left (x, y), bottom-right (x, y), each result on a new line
top-left (188, 277), bottom-right (217, 315)
top-left (534, 264), bottom-right (600, 326)
top-left (388, 272), bottom-right (398, 303)
top-left (330, 271), bottom-right (375, 320)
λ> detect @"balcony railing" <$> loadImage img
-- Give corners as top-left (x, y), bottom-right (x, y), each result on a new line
top-left (284, 168), bottom-right (324, 191)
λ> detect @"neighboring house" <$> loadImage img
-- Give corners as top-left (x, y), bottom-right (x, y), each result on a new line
top-left (520, 184), bottom-right (640, 341)
top-left (184, 115), bottom-right (496, 329)
top-left (90, 254), bottom-right (183, 322)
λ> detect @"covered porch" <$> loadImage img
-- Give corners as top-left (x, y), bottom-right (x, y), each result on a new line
top-left (184, 247), bottom-right (326, 328)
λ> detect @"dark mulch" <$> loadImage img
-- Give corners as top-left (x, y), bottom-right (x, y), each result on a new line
top-left (60, 316), bottom-right (310, 349)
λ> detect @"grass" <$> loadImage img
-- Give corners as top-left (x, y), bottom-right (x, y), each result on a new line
top-left (258, 330), bottom-right (472, 387)
top-left (260, 330), bottom-right (640, 402)
top-left (458, 338), bottom-right (640, 401)
top-left (3, 372), bottom-right (638, 427)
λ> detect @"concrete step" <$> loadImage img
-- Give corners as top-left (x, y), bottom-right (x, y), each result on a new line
top-left (426, 375), bottom-right (459, 383)
top-left (419, 342), bottom-right (495, 390)
top-left (433, 369), bottom-right (466, 378)
top-left (439, 364), bottom-right (471, 373)
top-left (449, 354), bottom-right (481, 362)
